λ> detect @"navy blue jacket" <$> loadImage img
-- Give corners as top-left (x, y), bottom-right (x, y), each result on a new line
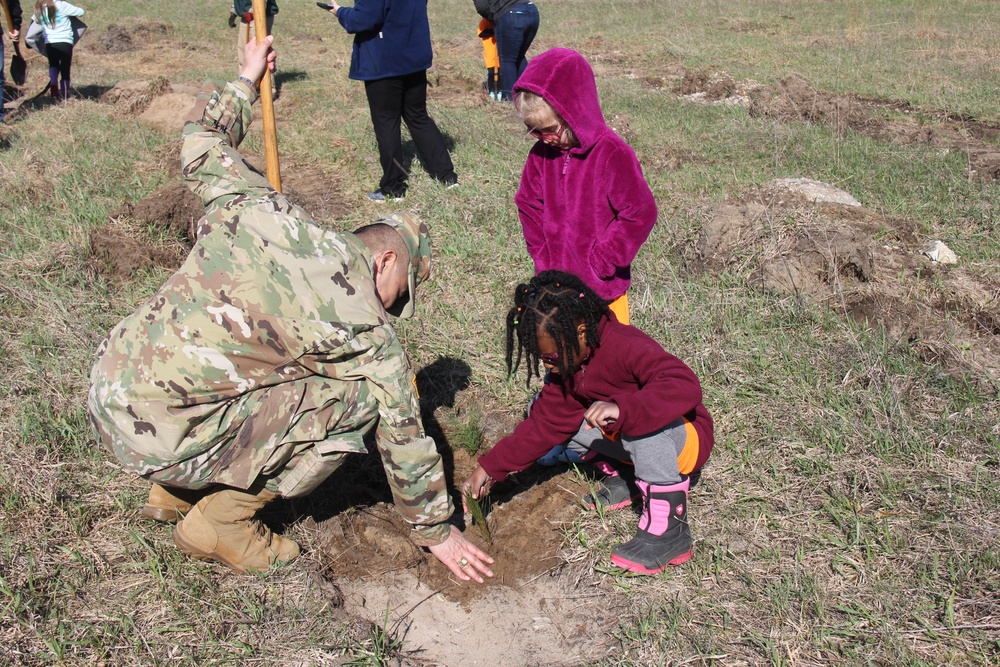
top-left (337, 0), bottom-right (433, 81)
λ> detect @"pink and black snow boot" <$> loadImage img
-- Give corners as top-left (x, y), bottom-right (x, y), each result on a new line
top-left (610, 477), bottom-right (693, 574)
top-left (583, 457), bottom-right (640, 511)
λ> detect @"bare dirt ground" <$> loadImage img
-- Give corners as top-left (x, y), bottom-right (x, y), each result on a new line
top-left (68, 20), bottom-right (999, 666)
top-left (648, 65), bottom-right (1000, 182)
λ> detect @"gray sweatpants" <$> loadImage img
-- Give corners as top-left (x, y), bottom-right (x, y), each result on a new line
top-left (565, 418), bottom-right (689, 485)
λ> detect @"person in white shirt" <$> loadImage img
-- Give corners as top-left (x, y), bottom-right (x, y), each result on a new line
top-left (33, 0), bottom-right (84, 99)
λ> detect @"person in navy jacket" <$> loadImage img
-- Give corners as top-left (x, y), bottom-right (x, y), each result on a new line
top-left (326, 0), bottom-right (458, 201)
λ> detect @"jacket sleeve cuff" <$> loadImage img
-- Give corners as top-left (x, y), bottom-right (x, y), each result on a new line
top-left (478, 455), bottom-right (507, 482)
top-left (230, 78), bottom-right (259, 103)
top-left (410, 521), bottom-right (452, 547)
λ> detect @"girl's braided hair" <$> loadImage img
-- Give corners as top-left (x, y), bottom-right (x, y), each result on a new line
top-left (506, 270), bottom-right (611, 385)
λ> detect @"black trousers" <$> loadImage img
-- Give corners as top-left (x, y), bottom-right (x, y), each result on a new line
top-left (364, 71), bottom-right (457, 196)
top-left (46, 42), bottom-right (74, 82)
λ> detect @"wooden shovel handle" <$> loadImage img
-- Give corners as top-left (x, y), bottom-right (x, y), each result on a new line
top-left (250, 0), bottom-right (281, 192)
top-left (0, 0), bottom-right (14, 37)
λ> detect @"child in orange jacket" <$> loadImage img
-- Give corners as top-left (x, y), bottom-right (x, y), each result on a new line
top-left (478, 18), bottom-right (500, 101)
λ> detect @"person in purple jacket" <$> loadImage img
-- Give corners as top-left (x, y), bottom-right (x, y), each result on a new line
top-left (513, 47), bottom-right (657, 327)
top-left (462, 271), bottom-right (714, 574)
top-left (462, 271), bottom-right (714, 575)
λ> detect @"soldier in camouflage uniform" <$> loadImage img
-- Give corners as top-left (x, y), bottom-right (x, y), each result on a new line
top-left (88, 36), bottom-right (494, 581)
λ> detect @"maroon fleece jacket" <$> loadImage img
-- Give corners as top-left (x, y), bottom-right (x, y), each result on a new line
top-left (513, 48), bottom-right (658, 302)
top-left (479, 317), bottom-right (714, 481)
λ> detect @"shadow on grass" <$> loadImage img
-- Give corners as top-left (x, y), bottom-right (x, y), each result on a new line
top-left (274, 68), bottom-right (308, 88)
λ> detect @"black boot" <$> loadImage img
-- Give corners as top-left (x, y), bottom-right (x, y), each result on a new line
top-left (610, 477), bottom-right (693, 575)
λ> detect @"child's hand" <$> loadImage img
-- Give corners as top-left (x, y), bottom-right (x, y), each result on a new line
top-left (461, 466), bottom-right (494, 513)
top-left (583, 400), bottom-right (620, 430)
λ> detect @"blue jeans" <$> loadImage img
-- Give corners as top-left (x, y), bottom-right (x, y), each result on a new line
top-left (494, 2), bottom-right (539, 102)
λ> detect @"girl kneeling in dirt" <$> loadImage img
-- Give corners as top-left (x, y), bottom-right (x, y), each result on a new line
top-left (462, 270), bottom-right (714, 575)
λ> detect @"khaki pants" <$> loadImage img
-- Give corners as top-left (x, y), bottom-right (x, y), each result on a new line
top-left (236, 15), bottom-right (275, 69)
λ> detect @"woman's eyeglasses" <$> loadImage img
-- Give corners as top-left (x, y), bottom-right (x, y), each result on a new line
top-left (526, 123), bottom-right (564, 143)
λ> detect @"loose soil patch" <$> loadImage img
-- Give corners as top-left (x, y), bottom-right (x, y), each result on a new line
top-left (89, 181), bottom-right (201, 279)
top-left (690, 181), bottom-right (1000, 379)
top-left (96, 22), bottom-right (171, 54)
top-left (89, 209), bottom-right (189, 281)
top-left (89, 161), bottom-right (354, 279)
top-left (300, 446), bottom-right (611, 666)
top-left (747, 74), bottom-right (1000, 180)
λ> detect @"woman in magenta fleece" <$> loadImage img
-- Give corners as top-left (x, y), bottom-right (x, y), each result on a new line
top-left (513, 47), bottom-right (657, 327)
top-left (462, 271), bottom-right (713, 575)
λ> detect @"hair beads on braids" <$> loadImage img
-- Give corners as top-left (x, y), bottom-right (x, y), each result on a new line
top-left (506, 271), bottom-right (611, 385)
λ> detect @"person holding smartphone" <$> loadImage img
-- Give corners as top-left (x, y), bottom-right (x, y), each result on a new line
top-left (322, 0), bottom-right (458, 202)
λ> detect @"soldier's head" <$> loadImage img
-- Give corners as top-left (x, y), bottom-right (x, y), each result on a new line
top-left (353, 213), bottom-right (432, 318)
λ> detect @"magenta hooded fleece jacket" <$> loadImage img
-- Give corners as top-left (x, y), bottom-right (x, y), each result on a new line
top-left (478, 316), bottom-right (714, 482)
top-left (514, 48), bottom-right (658, 302)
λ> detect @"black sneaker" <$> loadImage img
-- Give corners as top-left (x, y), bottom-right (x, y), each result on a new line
top-left (368, 189), bottom-right (404, 203)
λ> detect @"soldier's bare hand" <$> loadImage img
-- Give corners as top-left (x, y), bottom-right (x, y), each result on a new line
top-left (428, 526), bottom-right (494, 583)
top-left (461, 466), bottom-right (493, 513)
top-left (238, 34), bottom-right (276, 87)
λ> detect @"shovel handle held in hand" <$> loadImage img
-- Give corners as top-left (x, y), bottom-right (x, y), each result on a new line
top-left (250, 0), bottom-right (281, 192)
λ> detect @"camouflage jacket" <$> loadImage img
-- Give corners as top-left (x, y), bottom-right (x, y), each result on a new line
top-left (88, 80), bottom-right (452, 546)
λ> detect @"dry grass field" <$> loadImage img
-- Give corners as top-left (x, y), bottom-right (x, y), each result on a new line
top-left (1, 0), bottom-right (998, 664)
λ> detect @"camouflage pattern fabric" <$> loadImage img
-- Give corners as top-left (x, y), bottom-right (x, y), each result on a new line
top-left (87, 80), bottom-right (452, 546)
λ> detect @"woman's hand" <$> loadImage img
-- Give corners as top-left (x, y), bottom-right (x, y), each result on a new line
top-left (427, 525), bottom-right (494, 583)
top-left (238, 34), bottom-right (277, 87)
top-left (583, 400), bottom-right (619, 430)
top-left (461, 466), bottom-right (494, 513)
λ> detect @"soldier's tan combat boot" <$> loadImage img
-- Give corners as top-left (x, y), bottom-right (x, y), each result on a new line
top-left (173, 488), bottom-right (300, 572)
top-left (141, 484), bottom-right (205, 523)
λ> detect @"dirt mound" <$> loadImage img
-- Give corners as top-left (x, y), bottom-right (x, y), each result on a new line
top-left (101, 78), bottom-right (172, 115)
top-left (139, 93), bottom-right (198, 134)
top-left (748, 73), bottom-right (875, 132)
top-left (90, 214), bottom-right (187, 281)
top-left (748, 74), bottom-right (1000, 180)
top-left (674, 69), bottom-right (738, 102)
top-left (101, 79), bottom-right (202, 130)
top-left (98, 22), bottom-right (170, 53)
top-left (691, 183), bottom-right (1000, 378)
top-left (428, 68), bottom-right (486, 108)
top-left (132, 181), bottom-right (203, 241)
top-left (89, 182), bottom-right (203, 279)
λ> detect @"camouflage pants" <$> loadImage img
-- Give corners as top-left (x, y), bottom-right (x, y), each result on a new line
top-left (108, 376), bottom-right (380, 498)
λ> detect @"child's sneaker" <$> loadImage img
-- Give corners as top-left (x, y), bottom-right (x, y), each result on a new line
top-left (537, 444), bottom-right (584, 466)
